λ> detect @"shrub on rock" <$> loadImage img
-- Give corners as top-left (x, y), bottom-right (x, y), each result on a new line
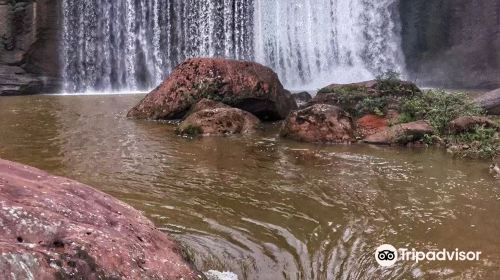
top-left (280, 104), bottom-right (354, 143)
top-left (313, 75), bottom-right (421, 117)
top-left (127, 58), bottom-right (297, 121)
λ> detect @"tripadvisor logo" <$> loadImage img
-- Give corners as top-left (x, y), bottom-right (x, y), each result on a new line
top-left (375, 244), bottom-right (482, 267)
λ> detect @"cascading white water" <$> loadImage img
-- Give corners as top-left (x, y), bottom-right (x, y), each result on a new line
top-left (253, 0), bottom-right (404, 89)
top-left (62, 0), bottom-right (403, 93)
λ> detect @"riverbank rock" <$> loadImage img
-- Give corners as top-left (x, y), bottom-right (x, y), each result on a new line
top-left (280, 104), bottom-right (354, 143)
top-left (127, 58), bottom-right (297, 121)
top-left (475, 88), bottom-right (500, 115)
top-left (356, 114), bottom-right (390, 138)
top-left (364, 120), bottom-right (434, 145)
top-left (312, 80), bottom-right (421, 117)
top-left (0, 158), bottom-right (204, 280)
top-left (448, 116), bottom-right (499, 133)
top-left (178, 107), bottom-right (261, 136)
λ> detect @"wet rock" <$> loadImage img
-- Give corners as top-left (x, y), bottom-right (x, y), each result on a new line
top-left (186, 98), bottom-right (231, 116)
top-left (0, 158), bottom-right (204, 280)
top-left (475, 88), bottom-right (500, 115)
top-left (364, 120), bottom-right (434, 145)
top-left (292, 91), bottom-right (312, 108)
top-left (356, 114), bottom-right (389, 138)
top-left (312, 80), bottom-right (421, 117)
top-left (178, 107), bottom-right (261, 136)
top-left (127, 58), bottom-right (297, 121)
top-left (280, 104), bottom-right (354, 143)
top-left (0, 0), bottom-right (62, 95)
top-left (0, 67), bottom-right (61, 95)
top-left (448, 116), bottom-right (499, 134)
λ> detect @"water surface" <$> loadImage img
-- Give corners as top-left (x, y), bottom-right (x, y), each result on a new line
top-left (0, 94), bottom-right (499, 279)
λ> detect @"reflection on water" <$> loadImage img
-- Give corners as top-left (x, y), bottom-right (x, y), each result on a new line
top-left (0, 94), bottom-right (499, 279)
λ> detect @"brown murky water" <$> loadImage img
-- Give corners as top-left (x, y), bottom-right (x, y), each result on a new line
top-left (0, 94), bottom-right (499, 279)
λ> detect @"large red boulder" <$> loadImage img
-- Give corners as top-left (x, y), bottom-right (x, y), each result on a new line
top-left (280, 104), bottom-right (355, 143)
top-left (0, 158), bottom-right (204, 280)
top-left (127, 58), bottom-right (297, 121)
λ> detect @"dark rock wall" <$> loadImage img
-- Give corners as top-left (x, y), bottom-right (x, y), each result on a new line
top-left (400, 0), bottom-right (500, 89)
top-left (0, 0), bottom-right (61, 95)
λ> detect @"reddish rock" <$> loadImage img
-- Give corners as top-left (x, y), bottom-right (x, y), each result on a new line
top-left (0, 158), bottom-right (204, 280)
top-left (280, 104), bottom-right (355, 143)
top-left (448, 116), bottom-right (499, 133)
top-left (356, 114), bottom-right (389, 138)
top-left (312, 80), bottom-right (421, 116)
top-left (364, 120), bottom-right (434, 145)
top-left (179, 107), bottom-right (260, 136)
top-left (127, 58), bottom-right (297, 121)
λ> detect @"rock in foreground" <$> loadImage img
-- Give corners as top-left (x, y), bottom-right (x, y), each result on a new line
top-left (127, 58), bottom-right (297, 121)
top-left (280, 104), bottom-right (354, 143)
top-left (0, 158), bottom-right (204, 280)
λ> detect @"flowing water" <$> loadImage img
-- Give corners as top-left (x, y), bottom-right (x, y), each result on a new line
top-left (62, 0), bottom-right (403, 92)
top-left (0, 94), bottom-right (499, 279)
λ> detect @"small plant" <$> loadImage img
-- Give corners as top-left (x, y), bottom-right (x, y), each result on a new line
top-left (355, 96), bottom-right (388, 116)
top-left (399, 90), bottom-right (484, 134)
top-left (447, 126), bottom-right (499, 159)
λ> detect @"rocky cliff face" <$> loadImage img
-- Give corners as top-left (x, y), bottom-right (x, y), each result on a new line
top-left (400, 0), bottom-right (500, 89)
top-left (0, 0), bottom-right (61, 95)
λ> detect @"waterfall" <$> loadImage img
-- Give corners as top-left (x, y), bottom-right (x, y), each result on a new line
top-left (62, 0), bottom-right (403, 93)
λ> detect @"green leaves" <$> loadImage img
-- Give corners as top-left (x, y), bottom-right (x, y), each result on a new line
top-left (399, 90), bottom-right (484, 134)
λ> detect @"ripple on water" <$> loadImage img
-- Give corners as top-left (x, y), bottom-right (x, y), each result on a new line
top-left (0, 95), bottom-right (499, 279)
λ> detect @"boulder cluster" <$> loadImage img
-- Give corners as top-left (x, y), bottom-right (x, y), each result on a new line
top-left (128, 58), bottom-right (499, 153)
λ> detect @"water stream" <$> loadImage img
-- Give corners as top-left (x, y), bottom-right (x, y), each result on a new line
top-left (0, 94), bottom-right (498, 279)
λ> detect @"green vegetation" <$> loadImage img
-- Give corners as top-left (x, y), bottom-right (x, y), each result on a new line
top-left (375, 70), bottom-right (421, 96)
top-left (398, 90), bottom-right (484, 133)
top-left (447, 126), bottom-right (499, 159)
top-left (397, 89), bottom-right (498, 158)
top-left (355, 96), bottom-right (388, 117)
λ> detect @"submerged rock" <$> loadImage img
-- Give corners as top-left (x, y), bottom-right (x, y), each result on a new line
top-left (475, 88), bottom-right (500, 115)
top-left (127, 58), bottom-right (297, 121)
top-left (364, 120), bottom-right (434, 145)
top-left (280, 104), bottom-right (354, 143)
top-left (448, 116), bottom-right (499, 134)
top-left (0, 158), bottom-right (204, 280)
top-left (178, 107), bottom-right (261, 136)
